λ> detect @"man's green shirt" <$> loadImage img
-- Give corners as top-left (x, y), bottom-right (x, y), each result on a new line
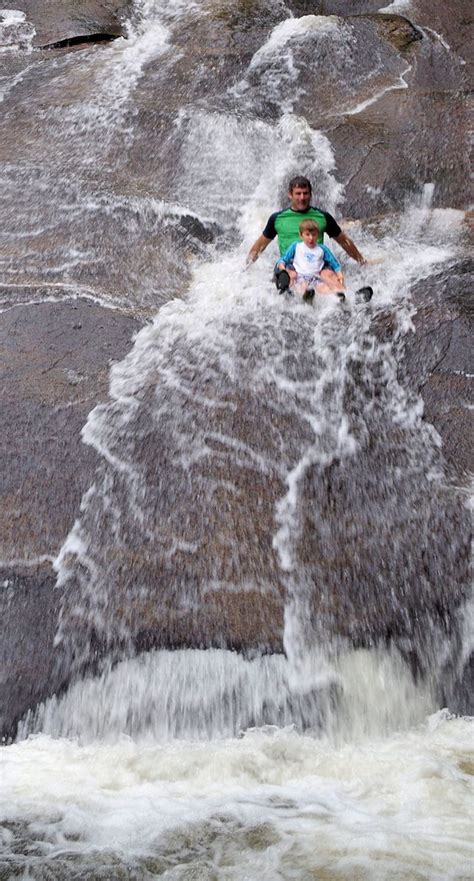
top-left (262, 206), bottom-right (341, 255)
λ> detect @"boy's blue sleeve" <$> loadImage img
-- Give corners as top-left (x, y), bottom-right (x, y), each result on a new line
top-left (278, 242), bottom-right (297, 266)
top-left (321, 244), bottom-right (341, 272)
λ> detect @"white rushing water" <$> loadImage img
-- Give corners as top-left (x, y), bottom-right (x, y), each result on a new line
top-left (1, 2), bottom-right (472, 878)
top-left (0, 8), bottom-right (35, 52)
top-left (2, 712), bottom-right (473, 880)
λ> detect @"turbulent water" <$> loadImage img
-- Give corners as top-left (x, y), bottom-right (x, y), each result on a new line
top-left (3, 713), bottom-right (473, 880)
top-left (0, 1), bottom-right (472, 879)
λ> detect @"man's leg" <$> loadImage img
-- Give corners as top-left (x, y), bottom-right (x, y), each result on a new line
top-left (320, 269), bottom-right (373, 301)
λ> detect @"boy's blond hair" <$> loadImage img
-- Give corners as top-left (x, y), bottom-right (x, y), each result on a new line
top-left (299, 219), bottom-right (319, 235)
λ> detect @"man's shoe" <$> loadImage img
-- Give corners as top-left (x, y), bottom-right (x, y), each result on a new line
top-left (303, 288), bottom-right (315, 302)
top-left (355, 285), bottom-right (373, 302)
top-left (276, 270), bottom-right (290, 294)
top-left (336, 291), bottom-right (346, 303)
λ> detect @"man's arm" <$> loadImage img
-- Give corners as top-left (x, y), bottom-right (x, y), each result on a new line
top-left (247, 234), bottom-right (272, 264)
top-left (333, 231), bottom-right (366, 265)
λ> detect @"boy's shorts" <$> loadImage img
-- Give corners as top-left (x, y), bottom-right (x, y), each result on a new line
top-left (295, 272), bottom-right (321, 287)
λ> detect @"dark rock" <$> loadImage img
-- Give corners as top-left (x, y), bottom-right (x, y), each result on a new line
top-left (364, 13), bottom-right (423, 52)
top-left (0, 1), bottom-right (131, 48)
top-left (0, 564), bottom-right (62, 742)
top-left (445, 651), bottom-right (474, 717)
top-left (0, 297), bottom-right (141, 561)
top-left (0, 297), bottom-right (141, 736)
top-left (318, 16), bottom-right (469, 216)
top-left (43, 33), bottom-right (118, 51)
top-left (400, 258), bottom-right (473, 478)
top-left (286, 1), bottom-right (386, 15)
top-left (408, 0), bottom-right (473, 70)
top-left (373, 257), bottom-right (473, 482)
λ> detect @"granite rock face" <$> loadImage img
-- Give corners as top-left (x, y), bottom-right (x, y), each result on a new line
top-left (0, 297), bottom-right (140, 560)
top-left (401, 259), bottom-right (473, 478)
top-left (0, 298), bottom-right (140, 737)
top-left (0, 0), bottom-right (472, 737)
top-left (309, 13), bottom-right (468, 216)
top-left (0, 1), bottom-right (131, 47)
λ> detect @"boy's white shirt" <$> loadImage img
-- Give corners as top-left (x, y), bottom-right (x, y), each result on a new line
top-left (292, 242), bottom-right (325, 277)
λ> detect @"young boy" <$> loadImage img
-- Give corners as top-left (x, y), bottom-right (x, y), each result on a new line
top-left (276, 219), bottom-right (372, 302)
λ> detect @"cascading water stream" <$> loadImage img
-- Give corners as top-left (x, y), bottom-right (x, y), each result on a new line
top-left (11, 3), bottom-right (467, 743)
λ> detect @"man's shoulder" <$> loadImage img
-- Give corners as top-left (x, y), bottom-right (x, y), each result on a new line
top-left (274, 206), bottom-right (336, 220)
top-left (269, 207), bottom-right (292, 222)
top-left (308, 205), bottom-right (332, 218)
top-left (262, 210), bottom-right (286, 239)
top-left (309, 206), bottom-right (341, 237)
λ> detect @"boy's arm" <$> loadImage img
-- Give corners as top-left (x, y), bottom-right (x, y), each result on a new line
top-left (321, 244), bottom-right (341, 273)
top-left (279, 243), bottom-right (297, 267)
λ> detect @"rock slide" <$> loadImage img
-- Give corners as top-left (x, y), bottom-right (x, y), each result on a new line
top-left (0, 0), bottom-right (471, 738)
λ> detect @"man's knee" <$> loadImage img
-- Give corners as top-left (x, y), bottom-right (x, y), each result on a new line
top-left (320, 268), bottom-right (336, 282)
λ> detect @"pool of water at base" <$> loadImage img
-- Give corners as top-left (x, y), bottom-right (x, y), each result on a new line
top-left (1, 711), bottom-right (473, 881)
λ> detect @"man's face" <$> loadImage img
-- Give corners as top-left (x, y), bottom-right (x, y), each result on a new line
top-left (289, 186), bottom-right (311, 211)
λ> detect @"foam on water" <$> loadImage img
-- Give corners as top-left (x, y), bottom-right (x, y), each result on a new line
top-left (0, 8), bottom-right (35, 52)
top-left (2, 714), bottom-right (473, 879)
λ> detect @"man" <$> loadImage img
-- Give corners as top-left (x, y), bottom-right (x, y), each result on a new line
top-left (247, 175), bottom-right (368, 296)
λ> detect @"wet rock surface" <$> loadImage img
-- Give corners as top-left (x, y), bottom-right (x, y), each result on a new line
top-left (321, 15), bottom-right (469, 217)
top-left (23, 288), bottom-right (470, 730)
top-left (402, 259), bottom-right (473, 477)
top-left (0, 297), bottom-right (140, 737)
top-left (165, 7), bottom-right (469, 216)
top-left (0, 296), bottom-right (140, 561)
top-left (0, 564), bottom-right (61, 741)
top-left (287, 1), bottom-right (386, 13)
top-left (374, 258), bottom-right (473, 479)
top-left (0, 1), bottom-right (131, 48)
top-left (0, 0), bottom-right (472, 736)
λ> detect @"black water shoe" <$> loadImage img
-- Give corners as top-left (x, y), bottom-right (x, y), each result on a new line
top-left (356, 285), bottom-right (373, 302)
top-left (275, 269), bottom-right (290, 294)
top-left (336, 291), bottom-right (346, 303)
top-left (303, 288), bottom-right (315, 302)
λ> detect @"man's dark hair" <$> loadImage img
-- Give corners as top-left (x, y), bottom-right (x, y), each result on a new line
top-left (288, 175), bottom-right (312, 193)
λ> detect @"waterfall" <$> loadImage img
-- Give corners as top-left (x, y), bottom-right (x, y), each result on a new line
top-left (9, 1), bottom-right (467, 742)
top-left (1, 2), bottom-right (471, 877)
